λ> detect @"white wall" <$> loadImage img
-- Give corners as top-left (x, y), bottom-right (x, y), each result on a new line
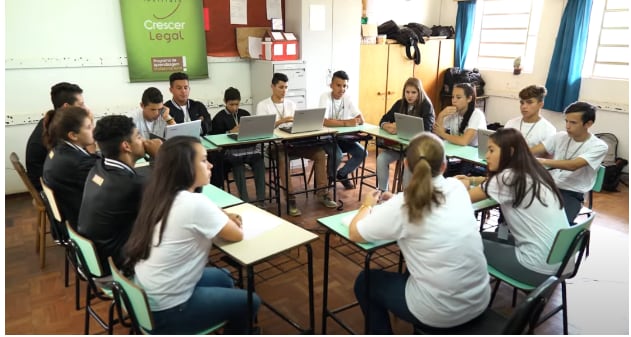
top-left (439, 0), bottom-right (630, 163)
top-left (365, 0), bottom-right (440, 26)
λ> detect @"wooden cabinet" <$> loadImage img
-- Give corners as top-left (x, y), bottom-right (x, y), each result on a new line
top-left (359, 39), bottom-right (454, 125)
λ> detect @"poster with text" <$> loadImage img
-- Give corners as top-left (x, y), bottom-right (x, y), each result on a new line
top-left (120, 0), bottom-right (208, 82)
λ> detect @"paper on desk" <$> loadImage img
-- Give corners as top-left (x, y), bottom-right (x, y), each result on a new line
top-left (241, 211), bottom-right (280, 240)
top-left (230, 0), bottom-right (247, 25)
top-left (248, 36), bottom-right (262, 59)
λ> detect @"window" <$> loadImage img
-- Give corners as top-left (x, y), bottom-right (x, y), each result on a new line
top-left (583, 0), bottom-right (629, 79)
top-left (465, 0), bottom-right (543, 72)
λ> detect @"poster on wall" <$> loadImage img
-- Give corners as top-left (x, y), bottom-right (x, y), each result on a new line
top-left (119, 0), bottom-right (208, 82)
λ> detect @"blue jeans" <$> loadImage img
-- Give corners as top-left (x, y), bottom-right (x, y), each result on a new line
top-left (151, 267), bottom-right (261, 335)
top-left (377, 149), bottom-right (411, 191)
top-left (335, 139), bottom-right (367, 177)
top-left (354, 269), bottom-right (423, 334)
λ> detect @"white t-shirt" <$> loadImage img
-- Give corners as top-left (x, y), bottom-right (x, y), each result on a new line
top-left (255, 97), bottom-right (297, 129)
top-left (505, 116), bottom-right (557, 147)
top-left (132, 108), bottom-right (168, 140)
top-left (134, 190), bottom-right (229, 311)
top-left (442, 108), bottom-right (487, 146)
top-left (357, 176), bottom-right (490, 328)
top-left (483, 169), bottom-right (570, 274)
top-left (542, 132), bottom-right (608, 193)
top-left (318, 92), bottom-right (361, 120)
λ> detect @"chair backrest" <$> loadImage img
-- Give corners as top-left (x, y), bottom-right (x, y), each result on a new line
top-left (108, 257), bottom-right (155, 333)
top-left (547, 212), bottom-right (595, 278)
top-left (40, 178), bottom-right (70, 243)
top-left (40, 177), bottom-right (63, 222)
top-left (10, 152), bottom-right (45, 209)
top-left (592, 165), bottom-right (606, 193)
top-left (66, 223), bottom-right (106, 278)
top-left (502, 276), bottom-right (560, 334)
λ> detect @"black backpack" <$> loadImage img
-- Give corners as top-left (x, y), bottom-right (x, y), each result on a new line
top-left (442, 67), bottom-right (486, 96)
top-left (595, 133), bottom-right (628, 192)
top-left (378, 20), bottom-right (421, 65)
top-left (431, 25), bottom-right (455, 38)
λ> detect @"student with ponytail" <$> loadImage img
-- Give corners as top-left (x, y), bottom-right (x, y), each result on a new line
top-left (348, 132), bottom-right (490, 333)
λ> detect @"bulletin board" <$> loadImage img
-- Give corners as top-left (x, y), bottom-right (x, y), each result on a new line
top-left (203, 0), bottom-right (286, 57)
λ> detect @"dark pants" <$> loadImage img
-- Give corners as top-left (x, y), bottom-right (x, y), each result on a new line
top-left (208, 151), bottom-right (224, 188)
top-left (560, 189), bottom-right (584, 224)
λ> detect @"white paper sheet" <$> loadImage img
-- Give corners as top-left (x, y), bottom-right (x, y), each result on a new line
top-left (266, 0), bottom-right (282, 20)
top-left (286, 43), bottom-right (296, 56)
top-left (248, 36), bottom-right (262, 58)
top-left (309, 4), bottom-right (325, 31)
top-left (240, 211), bottom-right (281, 240)
top-left (230, 0), bottom-right (247, 25)
top-left (273, 43), bottom-right (283, 56)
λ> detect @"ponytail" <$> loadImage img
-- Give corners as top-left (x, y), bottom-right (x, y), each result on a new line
top-left (404, 133), bottom-right (445, 223)
top-left (42, 109), bottom-right (57, 150)
top-left (455, 83), bottom-right (477, 134)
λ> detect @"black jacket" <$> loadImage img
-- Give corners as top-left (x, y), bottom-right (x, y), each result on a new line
top-left (25, 119), bottom-right (46, 191)
top-left (210, 108), bottom-right (251, 134)
top-left (164, 98), bottom-right (212, 135)
top-left (379, 98), bottom-right (435, 132)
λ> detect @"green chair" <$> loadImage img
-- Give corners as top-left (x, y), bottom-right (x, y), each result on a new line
top-left (582, 164), bottom-right (606, 212)
top-left (66, 223), bottom-right (124, 334)
top-left (108, 257), bottom-right (227, 335)
top-left (487, 212), bottom-right (595, 335)
top-left (414, 276), bottom-right (561, 334)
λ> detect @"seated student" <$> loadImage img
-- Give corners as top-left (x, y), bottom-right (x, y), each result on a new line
top-left (377, 77), bottom-right (434, 191)
top-left (433, 82), bottom-right (487, 146)
top-left (42, 106), bottom-right (100, 229)
top-left (211, 87), bottom-right (266, 205)
top-left (256, 72), bottom-right (337, 216)
top-left (319, 70), bottom-right (367, 190)
top-left (504, 85), bottom-right (556, 147)
top-left (123, 136), bottom-right (260, 334)
top-left (348, 132), bottom-right (490, 333)
top-left (531, 101), bottom-right (608, 223)
top-left (456, 128), bottom-right (570, 285)
top-left (26, 82), bottom-right (85, 191)
top-left (132, 87), bottom-right (176, 140)
top-left (78, 115), bottom-right (162, 274)
top-left (164, 71), bottom-right (223, 188)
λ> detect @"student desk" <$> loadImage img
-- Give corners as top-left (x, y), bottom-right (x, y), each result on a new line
top-left (360, 127), bottom-right (411, 194)
top-left (213, 202), bottom-right (319, 334)
top-left (201, 184), bottom-right (244, 208)
top-left (272, 128), bottom-right (339, 215)
top-left (318, 199), bottom-right (500, 334)
top-left (443, 141), bottom-right (487, 166)
top-left (200, 135), bottom-right (220, 151)
top-left (204, 133), bottom-right (282, 214)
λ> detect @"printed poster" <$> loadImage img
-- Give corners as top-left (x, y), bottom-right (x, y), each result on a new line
top-left (120, 0), bottom-right (208, 82)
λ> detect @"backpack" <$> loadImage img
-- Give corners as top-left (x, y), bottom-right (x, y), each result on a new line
top-left (595, 133), bottom-right (628, 192)
top-left (404, 23), bottom-right (432, 41)
top-left (442, 67), bottom-right (486, 96)
top-left (378, 20), bottom-right (421, 65)
top-left (430, 25), bottom-right (455, 38)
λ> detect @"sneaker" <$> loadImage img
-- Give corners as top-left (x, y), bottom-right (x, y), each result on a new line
top-left (337, 173), bottom-right (355, 189)
top-left (318, 194), bottom-right (338, 208)
top-left (288, 200), bottom-right (302, 217)
top-left (253, 201), bottom-right (266, 209)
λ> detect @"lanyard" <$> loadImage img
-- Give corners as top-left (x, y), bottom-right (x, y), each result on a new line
top-left (519, 118), bottom-right (540, 138)
top-left (564, 136), bottom-right (588, 160)
top-left (331, 95), bottom-right (344, 120)
top-left (143, 118), bottom-right (156, 135)
top-left (273, 101), bottom-right (285, 119)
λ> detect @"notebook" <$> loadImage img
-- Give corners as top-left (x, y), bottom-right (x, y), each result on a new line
top-left (151, 120), bottom-right (202, 141)
top-left (477, 129), bottom-right (495, 160)
top-left (226, 115), bottom-right (276, 141)
top-left (394, 113), bottom-right (424, 140)
top-left (278, 108), bottom-right (325, 134)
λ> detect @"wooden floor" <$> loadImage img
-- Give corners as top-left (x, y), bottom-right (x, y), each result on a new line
top-left (4, 149), bottom-right (629, 335)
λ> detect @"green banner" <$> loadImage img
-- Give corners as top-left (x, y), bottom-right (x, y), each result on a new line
top-left (120, 0), bottom-right (208, 82)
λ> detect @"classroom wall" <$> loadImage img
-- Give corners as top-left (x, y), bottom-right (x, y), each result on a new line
top-left (439, 0), bottom-right (630, 165)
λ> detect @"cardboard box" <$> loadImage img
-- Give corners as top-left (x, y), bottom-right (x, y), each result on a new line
top-left (261, 31), bottom-right (299, 61)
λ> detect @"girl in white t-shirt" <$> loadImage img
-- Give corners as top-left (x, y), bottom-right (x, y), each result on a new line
top-left (348, 132), bottom-right (490, 333)
top-left (124, 136), bottom-right (260, 334)
top-left (434, 83), bottom-right (487, 147)
top-left (457, 128), bottom-right (570, 285)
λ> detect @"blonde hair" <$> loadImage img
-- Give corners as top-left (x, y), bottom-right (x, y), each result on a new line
top-left (404, 132), bottom-right (445, 222)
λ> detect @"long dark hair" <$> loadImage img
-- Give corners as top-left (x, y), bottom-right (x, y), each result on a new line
top-left (123, 136), bottom-right (202, 272)
top-left (404, 132), bottom-right (446, 222)
top-left (454, 83), bottom-right (476, 134)
top-left (398, 77), bottom-right (430, 116)
top-left (43, 106), bottom-right (90, 149)
top-left (484, 128), bottom-right (563, 209)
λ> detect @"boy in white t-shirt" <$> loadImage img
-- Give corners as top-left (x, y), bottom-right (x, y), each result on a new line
top-left (319, 70), bottom-right (366, 189)
top-left (504, 85), bottom-right (556, 147)
top-left (531, 101), bottom-right (608, 223)
top-left (255, 73), bottom-right (337, 216)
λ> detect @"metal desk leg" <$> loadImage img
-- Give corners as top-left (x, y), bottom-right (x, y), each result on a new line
top-left (247, 265), bottom-right (255, 333)
top-left (306, 243), bottom-right (315, 334)
top-left (321, 232), bottom-right (331, 334)
top-left (364, 251), bottom-right (375, 334)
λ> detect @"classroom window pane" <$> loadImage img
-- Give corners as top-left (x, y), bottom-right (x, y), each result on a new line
top-left (482, 14), bottom-right (530, 29)
top-left (479, 43), bottom-right (526, 58)
top-left (606, 0), bottom-right (629, 10)
top-left (602, 11), bottom-right (629, 28)
top-left (483, 0), bottom-right (532, 14)
top-left (593, 63), bottom-right (629, 78)
top-left (480, 29), bottom-right (528, 43)
top-left (599, 28), bottom-right (629, 45)
top-left (596, 46), bottom-right (629, 63)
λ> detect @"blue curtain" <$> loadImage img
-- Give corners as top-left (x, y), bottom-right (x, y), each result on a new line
top-left (544, 0), bottom-right (593, 112)
top-left (455, 1), bottom-right (476, 68)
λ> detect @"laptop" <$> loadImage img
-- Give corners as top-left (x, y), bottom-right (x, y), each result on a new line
top-left (151, 120), bottom-right (202, 141)
top-left (227, 115), bottom-right (276, 141)
top-left (394, 113), bottom-right (424, 140)
top-left (477, 129), bottom-right (495, 159)
top-left (278, 108), bottom-right (325, 134)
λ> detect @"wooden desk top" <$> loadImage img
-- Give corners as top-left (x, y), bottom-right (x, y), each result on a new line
top-left (213, 203), bottom-right (319, 265)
